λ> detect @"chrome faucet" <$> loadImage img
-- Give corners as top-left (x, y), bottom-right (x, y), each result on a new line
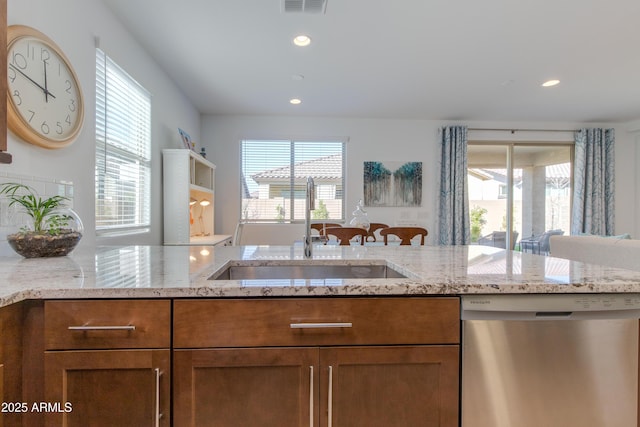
top-left (304, 176), bottom-right (315, 258)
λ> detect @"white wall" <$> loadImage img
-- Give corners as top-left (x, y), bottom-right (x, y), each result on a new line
top-left (616, 123), bottom-right (638, 238)
top-left (203, 116), bottom-right (637, 243)
top-left (626, 120), bottom-right (640, 239)
top-left (203, 116), bottom-right (441, 243)
top-left (3, 1), bottom-right (638, 248)
top-left (4, 0), bottom-right (201, 247)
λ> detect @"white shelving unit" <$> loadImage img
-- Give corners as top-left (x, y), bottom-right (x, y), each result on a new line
top-left (162, 149), bottom-right (230, 246)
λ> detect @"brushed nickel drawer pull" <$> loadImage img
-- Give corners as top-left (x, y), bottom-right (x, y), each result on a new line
top-left (68, 325), bottom-right (136, 331)
top-left (328, 365), bottom-right (333, 427)
top-left (155, 368), bottom-right (162, 427)
top-left (309, 366), bottom-right (314, 427)
top-left (290, 323), bottom-right (352, 329)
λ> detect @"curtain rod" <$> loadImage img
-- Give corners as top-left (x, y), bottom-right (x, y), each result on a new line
top-left (468, 128), bottom-right (577, 133)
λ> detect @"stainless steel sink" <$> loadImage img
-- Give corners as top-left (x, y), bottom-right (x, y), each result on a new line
top-left (210, 263), bottom-right (406, 280)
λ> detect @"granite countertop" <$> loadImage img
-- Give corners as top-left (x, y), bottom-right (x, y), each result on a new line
top-left (0, 243), bottom-right (639, 307)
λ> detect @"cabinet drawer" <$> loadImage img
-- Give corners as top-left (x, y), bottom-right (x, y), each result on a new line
top-left (45, 300), bottom-right (171, 350)
top-left (174, 297), bottom-right (460, 348)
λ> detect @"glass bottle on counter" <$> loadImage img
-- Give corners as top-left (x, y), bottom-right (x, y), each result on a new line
top-left (349, 199), bottom-right (370, 243)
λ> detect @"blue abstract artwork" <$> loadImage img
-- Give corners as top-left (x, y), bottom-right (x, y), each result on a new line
top-left (363, 161), bottom-right (422, 207)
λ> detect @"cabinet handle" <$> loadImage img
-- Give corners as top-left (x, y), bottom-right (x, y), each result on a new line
top-left (155, 368), bottom-right (162, 427)
top-left (68, 325), bottom-right (136, 331)
top-left (327, 365), bottom-right (333, 427)
top-left (290, 323), bottom-right (352, 329)
top-left (309, 366), bottom-right (314, 427)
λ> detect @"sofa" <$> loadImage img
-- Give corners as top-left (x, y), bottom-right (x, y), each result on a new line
top-left (549, 235), bottom-right (640, 271)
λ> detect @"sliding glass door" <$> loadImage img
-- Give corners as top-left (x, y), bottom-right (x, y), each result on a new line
top-left (467, 143), bottom-right (572, 252)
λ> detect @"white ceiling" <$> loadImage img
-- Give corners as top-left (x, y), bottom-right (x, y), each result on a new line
top-left (102, 0), bottom-right (640, 123)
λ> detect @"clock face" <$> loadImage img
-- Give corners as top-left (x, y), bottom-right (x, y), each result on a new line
top-left (7, 28), bottom-right (84, 148)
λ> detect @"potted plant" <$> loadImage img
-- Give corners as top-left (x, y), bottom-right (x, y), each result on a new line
top-left (0, 183), bottom-right (83, 258)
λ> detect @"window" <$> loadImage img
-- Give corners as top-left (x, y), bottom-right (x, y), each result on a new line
top-left (467, 143), bottom-right (573, 250)
top-left (95, 49), bottom-right (151, 235)
top-left (240, 140), bottom-right (345, 222)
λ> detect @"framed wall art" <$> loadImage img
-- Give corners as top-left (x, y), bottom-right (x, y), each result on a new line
top-left (363, 161), bottom-right (422, 207)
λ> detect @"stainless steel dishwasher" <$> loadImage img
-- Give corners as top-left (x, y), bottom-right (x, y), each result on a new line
top-left (461, 294), bottom-right (640, 427)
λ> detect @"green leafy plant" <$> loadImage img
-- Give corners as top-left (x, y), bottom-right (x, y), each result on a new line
top-left (312, 200), bottom-right (330, 219)
top-left (0, 183), bottom-right (71, 235)
top-left (470, 205), bottom-right (488, 243)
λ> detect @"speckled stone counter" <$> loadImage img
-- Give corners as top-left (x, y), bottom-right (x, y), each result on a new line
top-left (1, 243), bottom-right (639, 307)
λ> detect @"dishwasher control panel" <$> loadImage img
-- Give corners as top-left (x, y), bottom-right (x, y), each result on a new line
top-left (461, 294), bottom-right (640, 320)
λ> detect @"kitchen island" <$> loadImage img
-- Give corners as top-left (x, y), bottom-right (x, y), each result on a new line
top-left (1, 244), bottom-right (640, 427)
top-left (1, 243), bottom-right (639, 306)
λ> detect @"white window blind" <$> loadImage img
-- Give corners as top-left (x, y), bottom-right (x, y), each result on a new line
top-left (95, 49), bottom-right (151, 234)
top-left (240, 140), bottom-right (345, 222)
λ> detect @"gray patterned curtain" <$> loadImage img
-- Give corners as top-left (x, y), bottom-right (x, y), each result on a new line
top-left (571, 128), bottom-right (615, 235)
top-left (438, 126), bottom-right (470, 245)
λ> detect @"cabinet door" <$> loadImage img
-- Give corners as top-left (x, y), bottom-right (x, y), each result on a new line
top-left (174, 347), bottom-right (318, 427)
top-left (0, 364), bottom-right (3, 427)
top-left (320, 346), bottom-right (459, 427)
top-left (45, 349), bottom-right (170, 427)
top-left (0, 302), bottom-right (26, 427)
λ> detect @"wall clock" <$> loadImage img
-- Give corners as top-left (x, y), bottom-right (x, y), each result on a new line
top-left (6, 25), bottom-right (84, 149)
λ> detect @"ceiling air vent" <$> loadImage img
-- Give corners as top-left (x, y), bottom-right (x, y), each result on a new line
top-left (283, 0), bottom-right (327, 14)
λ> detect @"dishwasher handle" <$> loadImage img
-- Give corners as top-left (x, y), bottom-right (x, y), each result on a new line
top-left (535, 311), bottom-right (573, 318)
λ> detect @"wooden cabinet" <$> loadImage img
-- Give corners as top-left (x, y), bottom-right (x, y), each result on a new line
top-left (173, 297), bottom-right (459, 348)
top-left (173, 297), bottom-right (460, 427)
top-left (320, 346), bottom-right (458, 427)
top-left (162, 149), bottom-right (218, 245)
top-left (43, 300), bottom-right (171, 427)
top-left (45, 350), bottom-right (169, 427)
top-left (174, 347), bottom-right (318, 427)
top-left (44, 299), bottom-right (170, 350)
top-left (2, 295), bottom-right (460, 426)
top-left (0, 302), bottom-right (27, 427)
top-left (174, 345), bottom-right (458, 427)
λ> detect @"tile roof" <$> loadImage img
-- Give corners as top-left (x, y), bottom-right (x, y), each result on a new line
top-left (252, 154), bottom-right (342, 181)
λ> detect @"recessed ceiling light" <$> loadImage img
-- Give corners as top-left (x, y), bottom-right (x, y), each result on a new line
top-left (290, 98), bottom-right (302, 105)
top-left (542, 79), bottom-right (560, 87)
top-left (293, 35), bottom-right (311, 47)
top-left (292, 74), bottom-right (305, 81)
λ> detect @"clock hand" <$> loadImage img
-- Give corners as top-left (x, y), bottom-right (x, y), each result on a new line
top-left (9, 63), bottom-right (56, 100)
top-left (43, 60), bottom-right (49, 103)
top-left (42, 64), bottom-right (56, 100)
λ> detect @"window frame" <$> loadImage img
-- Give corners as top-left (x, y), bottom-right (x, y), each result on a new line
top-left (239, 139), bottom-right (346, 223)
top-left (95, 48), bottom-right (152, 236)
